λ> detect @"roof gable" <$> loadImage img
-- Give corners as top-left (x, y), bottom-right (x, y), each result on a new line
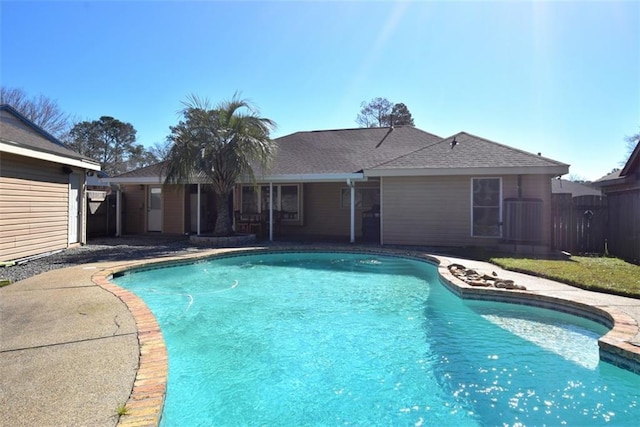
top-left (621, 141), bottom-right (640, 177)
top-left (367, 132), bottom-right (569, 175)
top-left (0, 104), bottom-right (99, 169)
top-left (594, 141), bottom-right (640, 187)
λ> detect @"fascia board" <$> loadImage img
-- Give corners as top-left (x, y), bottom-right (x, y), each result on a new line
top-left (107, 172), bottom-right (368, 185)
top-left (104, 176), bottom-right (165, 184)
top-left (1, 140), bottom-right (101, 171)
top-left (365, 165), bottom-right (569, 177)
top-left (241, 173), bottom-right (367, 183)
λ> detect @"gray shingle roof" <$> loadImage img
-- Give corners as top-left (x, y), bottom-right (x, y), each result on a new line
top-left (115, 162), bottom-right (167, 178)
top-left (268, 126), bottom-right (442, 175)
top-left (0, 104), bottom-right (97, 164)
top-left (369, 132), bottom-right (569, 172)
top-left (110, 127), bottom-right (570, 182)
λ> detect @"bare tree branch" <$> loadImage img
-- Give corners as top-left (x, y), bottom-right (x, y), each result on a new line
top-left (1, 87), bottom-right (72, 137)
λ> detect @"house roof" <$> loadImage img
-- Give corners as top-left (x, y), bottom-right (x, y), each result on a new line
top-left (551, 179), bottom-right (602, 197)
top-left (0, 104), bottom-right (100, 170)
top-left (594, 141), bottom-right (640, 188)
top-left (367, 132), bottom-right (569, 176)
top-left (621, 140), bottom-right (640, 177)
top-left (108, 126), bottom-right (569, 184)
top-left (269, 126), bottom-right (442, 175)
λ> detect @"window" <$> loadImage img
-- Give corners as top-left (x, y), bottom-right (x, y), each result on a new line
top-left (241, 184), bottom-right (300, 221)
top-left (340, 188), bottom-right (380, 210)
top-left (471, 178), bottom-right (502, 237)
top-left (242, 186), bottom-right (258, 213)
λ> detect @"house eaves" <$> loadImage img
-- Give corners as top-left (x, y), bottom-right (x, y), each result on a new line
top-left (366, 165), bottom-right (568, 177)
top-left (0, 140), bottom-right (101, 171)
top-left (247, 172), bottom-right (366, 184)
top-left (105, 175), bottom-right (165, 184)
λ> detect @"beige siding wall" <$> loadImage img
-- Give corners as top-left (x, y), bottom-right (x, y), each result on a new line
top-left (163, 185), bottom-right (186, 234)
top-left (122, 185), bottom-right (146, 234)
top-left (381, 174), bottom-right (553, 247)
top-left (0, 153), bottom-right (70, 261)
top-left (121, 184), bottom-right (187, 234)
top-left (290, 181), bottom-right (379, 238)
top-left (382, 176), bottom-right (478, 246)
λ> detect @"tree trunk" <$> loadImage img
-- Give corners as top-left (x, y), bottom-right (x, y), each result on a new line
top-left (213, 191), bottom-right (233, 236)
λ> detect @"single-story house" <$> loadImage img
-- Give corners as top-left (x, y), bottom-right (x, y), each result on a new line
top-left (107, 126), bottom-right (569, 251)
top-left (594, 142), bottom-right (640, 263)
top-left (0, 104), bottom-right (101, 262)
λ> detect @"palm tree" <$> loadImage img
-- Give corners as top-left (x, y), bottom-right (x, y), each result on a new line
top-left (163, 94), bottom-right (276, 236)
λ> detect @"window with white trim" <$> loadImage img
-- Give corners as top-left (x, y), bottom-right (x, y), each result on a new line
top-left (241, 184), bottom-right (300, 221)
top-left (471, 178), bottom-right (502, 237)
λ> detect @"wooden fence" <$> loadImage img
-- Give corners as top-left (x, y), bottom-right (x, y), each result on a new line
top-left (606, 190), bottom-right (640, 263)
top-left (551, 194), bottom-right (608, 254)
top-left (87, 193), bottom-right (117, 237)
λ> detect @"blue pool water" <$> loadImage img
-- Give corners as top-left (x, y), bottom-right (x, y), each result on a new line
top-left (113, 252), bottom-right (640, 426)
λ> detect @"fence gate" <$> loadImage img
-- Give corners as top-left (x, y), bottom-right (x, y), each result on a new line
top-left (552, 194), bottom-right (607, 254)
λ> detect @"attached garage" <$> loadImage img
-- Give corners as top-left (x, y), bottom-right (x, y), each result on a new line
top-left (0, 104), bottom-right (100, 262)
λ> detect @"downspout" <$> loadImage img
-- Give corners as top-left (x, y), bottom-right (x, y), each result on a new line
top-left (347, 178), bottom-right (355, 243)
top-left (269, 182), bottom-right (274, 242)
top-left (197, 183), bottom-right (201, 236)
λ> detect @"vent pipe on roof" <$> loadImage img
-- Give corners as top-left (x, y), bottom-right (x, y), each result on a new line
top-left (375, 127), bottom-right (395, 148)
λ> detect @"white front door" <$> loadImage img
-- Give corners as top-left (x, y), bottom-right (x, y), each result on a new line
top-left (68, 173), bottom-right (80, 243)
top-left (148, 186), bottom-right (162, 232)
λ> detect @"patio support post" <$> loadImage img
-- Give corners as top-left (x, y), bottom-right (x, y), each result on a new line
top-left (269, 182), bottom-right (274, 241)
top-left (197, 183), bottom-right (201, 236)
top-left (115, 188), bottom-right (122, 237)
top-left (348, 179), bottom-right (355, 243)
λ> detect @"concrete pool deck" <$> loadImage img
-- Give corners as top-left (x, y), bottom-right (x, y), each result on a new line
top-left (1, 246), bottom-right (639, 426)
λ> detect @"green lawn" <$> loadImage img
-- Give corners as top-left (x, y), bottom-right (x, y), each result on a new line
top-left (488, 256), bottom-right (640, 299)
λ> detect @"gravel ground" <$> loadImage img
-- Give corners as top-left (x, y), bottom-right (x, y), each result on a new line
top-left (0, 236), bottom-right (460, 285)
top-left (1, 236), bottom-right (202, 284)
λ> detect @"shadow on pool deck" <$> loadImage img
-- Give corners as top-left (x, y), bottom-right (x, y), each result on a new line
top-left (1, 244), bottom-right (639, 426)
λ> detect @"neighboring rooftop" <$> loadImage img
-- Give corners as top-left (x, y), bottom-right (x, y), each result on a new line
top-left (551, 179), bottom-right (602, 197)
top-left (594, 141), bottom-right (639, 188)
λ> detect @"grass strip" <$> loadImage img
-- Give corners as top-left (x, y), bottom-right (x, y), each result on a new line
top-left (489, 256), bottom-right (640, 299)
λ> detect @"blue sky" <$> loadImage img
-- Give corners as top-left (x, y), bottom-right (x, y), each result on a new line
top-left (2, 0), bottom-right (638, 180)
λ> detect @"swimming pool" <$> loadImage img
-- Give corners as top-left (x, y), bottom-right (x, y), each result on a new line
top-left (114, 252), bottom-right (639, 426)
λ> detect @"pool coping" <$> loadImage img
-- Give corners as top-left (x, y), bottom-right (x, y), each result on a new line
top-left (91, 246), bottom-right (640, 426)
